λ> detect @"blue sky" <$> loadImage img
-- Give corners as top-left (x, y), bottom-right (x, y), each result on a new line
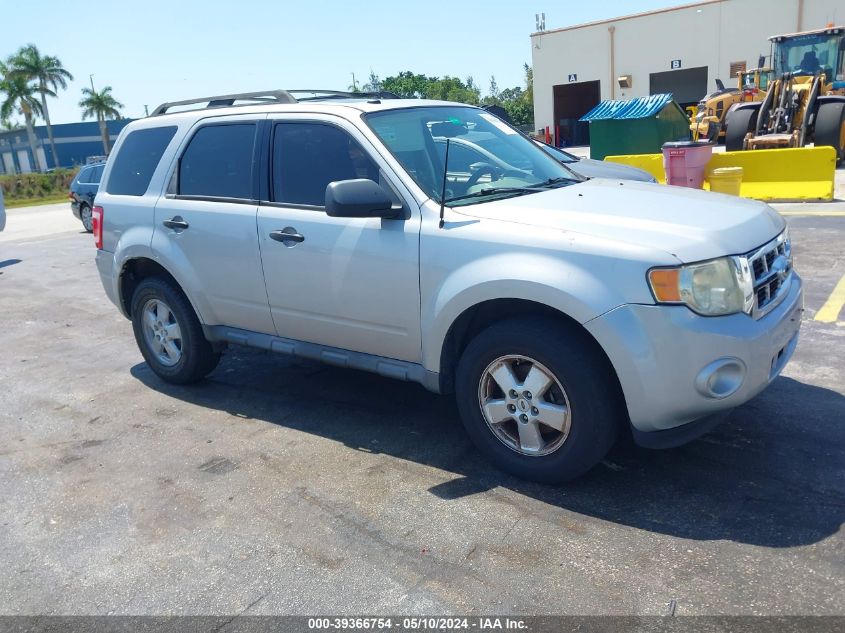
top-left (5, 0), bottom-right (682, 124)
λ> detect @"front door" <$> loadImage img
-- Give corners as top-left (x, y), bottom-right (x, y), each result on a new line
top-left (256, 116), bottom-right (421, 363)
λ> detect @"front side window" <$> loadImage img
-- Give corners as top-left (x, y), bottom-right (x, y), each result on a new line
top-left (178, 124), bottom-right (255, 199)
top-left (106, 126), bottom-right (177, 196)
top-left (271, 122), bottom-right (379, 206)
top-left (365, 106), bottom-right (579, 206)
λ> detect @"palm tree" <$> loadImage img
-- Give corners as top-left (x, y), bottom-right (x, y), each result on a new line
top-left (79, 86), bottom-right (123, 154)
top-left (8, 45), bottom-right (73, 169)
top-left (0, 61), bottom-right (44, 172)
top-left (1, 117), bottom-right (21, 131)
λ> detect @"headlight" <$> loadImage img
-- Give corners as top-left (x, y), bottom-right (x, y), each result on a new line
top-left (648, 256), bottom-right (755, 316)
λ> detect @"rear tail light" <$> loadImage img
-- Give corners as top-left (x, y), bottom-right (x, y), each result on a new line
top-left (92, 206), bottom-right (104, 250)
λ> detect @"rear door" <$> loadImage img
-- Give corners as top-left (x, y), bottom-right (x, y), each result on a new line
top-left (152, 114), bottom-right (275, 335)
top-left (256, 114), bottom-right (421, 362)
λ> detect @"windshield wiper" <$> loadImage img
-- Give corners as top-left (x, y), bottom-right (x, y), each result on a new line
top-left (444, 186), bottom-right (543, 204)
top-left (528, 176), bottom-right (580, 188)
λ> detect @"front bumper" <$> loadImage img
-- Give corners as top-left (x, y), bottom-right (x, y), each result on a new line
top-left (585, 273), bottom-right (803, 441)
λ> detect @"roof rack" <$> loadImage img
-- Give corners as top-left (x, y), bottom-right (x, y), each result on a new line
top-left (149, 89), bottom-right (403, 117)
top-left (150, 90), bottom-right (297, 116)
top-left (287, 89), bottom-right (401, 101)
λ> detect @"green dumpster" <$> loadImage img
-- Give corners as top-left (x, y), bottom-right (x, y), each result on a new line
top-left (579, 93), bottom-right (690, 160)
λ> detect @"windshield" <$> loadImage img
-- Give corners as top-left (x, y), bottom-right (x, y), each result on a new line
top-left (773, 32), bottom-right (843, 78)
top-left (364, 106), bottom-right (581, 206)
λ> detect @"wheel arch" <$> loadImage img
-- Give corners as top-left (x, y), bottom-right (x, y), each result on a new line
top-left (435, 297), bottom-right (625, 411)
top-left (118, 256), bottom-right (206, 325)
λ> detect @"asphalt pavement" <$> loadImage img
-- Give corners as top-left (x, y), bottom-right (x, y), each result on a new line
top-left (0, 200), bottom-right (842, 616)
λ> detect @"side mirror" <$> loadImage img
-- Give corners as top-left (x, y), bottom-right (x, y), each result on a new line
top-left (325, 179), bottom-right (398, 218)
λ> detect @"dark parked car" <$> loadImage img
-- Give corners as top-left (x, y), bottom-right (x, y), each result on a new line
top-left (534, 140), bottom-right (657, 183)
top-left (69, 163), bottom-right (105, 232)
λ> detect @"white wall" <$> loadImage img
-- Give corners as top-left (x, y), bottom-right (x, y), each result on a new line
top-left (531, 0), bottom-right (843, 135)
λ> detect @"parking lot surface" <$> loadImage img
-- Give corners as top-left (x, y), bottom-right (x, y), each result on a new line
top-left (0, 200), bottom-right (843, 615)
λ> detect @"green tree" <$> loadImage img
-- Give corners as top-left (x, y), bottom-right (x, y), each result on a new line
top-left (483, 75), bottom-right (500, 106)
top-left (8, 45), bottom-right (73, 168)
top-left (484, 64), bottom-right (534, 127)
top-left (361, 71), bottom-right (381, 93)
top-left (380, 71), bottom-right (435, 98)
top-left (79, 86), bottom-right (123, 154)
top-left (425, 76), bottom-right (480, 104)
top-left (0, 60), bottom-right (45, 171)
top-left (523, 63), bottom-right (534, 105)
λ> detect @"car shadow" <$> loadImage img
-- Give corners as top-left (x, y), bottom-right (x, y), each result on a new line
top-left (131, 346), bottom-right (844, 548)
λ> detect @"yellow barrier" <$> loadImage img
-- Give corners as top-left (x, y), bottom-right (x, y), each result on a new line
top-left (605, 146), bottom-right (836, 202)
top-left (605, 153), bottom-right (666, 183)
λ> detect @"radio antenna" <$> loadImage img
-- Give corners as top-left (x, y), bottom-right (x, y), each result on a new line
top-left (439, 138), bottom-right (450, 229)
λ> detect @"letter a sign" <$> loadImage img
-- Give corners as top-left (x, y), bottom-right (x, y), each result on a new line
top-left (568, 73), bottom-right (577, 82)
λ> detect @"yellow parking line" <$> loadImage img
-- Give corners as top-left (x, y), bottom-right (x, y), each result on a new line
top-left (815, 274), bottom-right (845, 323)
top-left (778, 211), bottom-right (845, 217)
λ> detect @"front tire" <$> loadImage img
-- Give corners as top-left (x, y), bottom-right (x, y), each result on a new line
top-left (455, 318), bottom-right (621, 483)
top-left (131, 277), bottom-right (220, 384)
top-left (725, 107), bottom-right (758, 152)
top-left (79, 203), bottom-right (93, 232)
top-left (814, 101), bottom-right (845, 165)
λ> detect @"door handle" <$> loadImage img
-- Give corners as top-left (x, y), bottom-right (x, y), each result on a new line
top-left (269, 229), bottom-right (305, 245)
top-left (163, 216), bottom-right (189, 230)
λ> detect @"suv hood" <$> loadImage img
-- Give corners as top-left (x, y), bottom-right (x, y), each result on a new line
top-left (458, 178), bottom-right (785, 263)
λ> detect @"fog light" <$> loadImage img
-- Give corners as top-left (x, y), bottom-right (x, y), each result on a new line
top-left (694, 358), bottom-right (746, 399)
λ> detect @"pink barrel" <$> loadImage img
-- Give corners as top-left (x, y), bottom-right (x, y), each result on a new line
top-left (662, 141), bottom-right (713, 189)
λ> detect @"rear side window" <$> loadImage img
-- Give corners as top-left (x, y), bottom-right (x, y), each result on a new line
top-left (178, 124), bottom-right (255, 199)
top-left (90, 165), bottom-right (104, 183)
top-left (272, 122), bottom-right (379, 207)
top-left (106, 126), bottom-right (177, 196)
top-left (76, 167), bottom-right (94, 183)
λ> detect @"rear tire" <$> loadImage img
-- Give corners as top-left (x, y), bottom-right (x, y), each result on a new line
top-left (79, 203), bottom-right (93, 232)
top-left (725, 107), bottom-right (758, 152)
top-left (130, 277), bottom-right (220, 384)
top-left (814, 101), bottom-right (845, 165)
top-left (455, 317), bottom-right (621, 483)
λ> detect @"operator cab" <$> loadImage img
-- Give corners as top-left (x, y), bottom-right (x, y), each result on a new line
top-left (770, 26), bottom-right (845, 80)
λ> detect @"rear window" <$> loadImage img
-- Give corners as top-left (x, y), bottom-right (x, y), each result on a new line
top-left (106, 126), bottom-right (177, 196)
top-left (178, 124), bottom-right (255, 199)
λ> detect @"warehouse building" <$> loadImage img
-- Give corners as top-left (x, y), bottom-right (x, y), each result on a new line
top-left (0, 119), bottom-right (133, 174)
top-left (531, 0), bottom-right (843, 146)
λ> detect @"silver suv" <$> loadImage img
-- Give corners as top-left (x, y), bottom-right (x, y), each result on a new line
top-left (94, 90), bottom-right (803, 482)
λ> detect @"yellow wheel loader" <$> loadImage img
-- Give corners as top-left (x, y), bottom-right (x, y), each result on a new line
top-left (723, 25), bottom-right (845, 164)
top-left (691, 67), bottom-right (772, 142)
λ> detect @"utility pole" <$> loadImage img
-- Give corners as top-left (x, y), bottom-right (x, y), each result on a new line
top-left (144, 105), bottom-right (149, 117)
top-left (351, 72), bottom-right (358, 92)
top-left (89, 75), bottom-right (95, 92)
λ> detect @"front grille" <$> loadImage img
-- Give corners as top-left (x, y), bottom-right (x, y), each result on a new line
top-left (747, 232), bottom-right (791, 317)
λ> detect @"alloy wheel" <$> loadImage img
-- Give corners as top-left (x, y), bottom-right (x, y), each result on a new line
top-left (477, 355), bottom-right (571, 456)
top-left (141, 298), bottom-right (183, 367)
